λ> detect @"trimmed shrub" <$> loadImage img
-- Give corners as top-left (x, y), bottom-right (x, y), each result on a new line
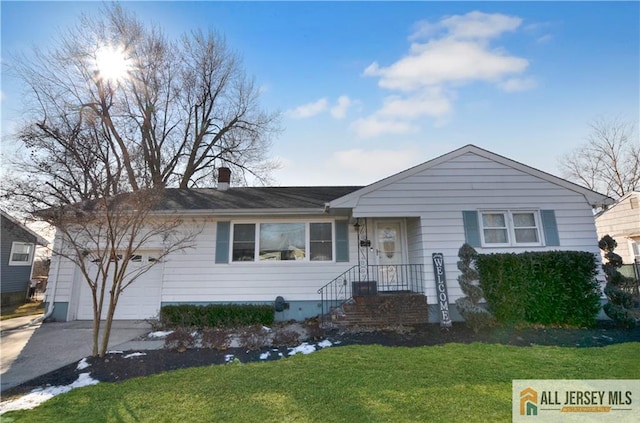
top-left (477, 250), bottom-right (601, 327)
top-left (454, 243), bottom-right (495, 333)
top-left (160, 304), bottom-right (274, 328)
top-left (599, 235), bottom-right (637, 328)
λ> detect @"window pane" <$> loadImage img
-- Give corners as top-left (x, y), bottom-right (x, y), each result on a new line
top-left (484, 229), bottom-right (508, 244)
top-left (482, 213), bottom-right (506, 228)
top-left (259, 223), bottom-right (305, 261)
top-left (233, 224), bottom-right (255, 261)
top-left (310, 223), bottom-right (332, 261)
top-left (10, 243), bottom-right (32, 263)
top-left (513, 213), bottom-right (535, 227)
top-left (515, 228), bottom-right (539, 243)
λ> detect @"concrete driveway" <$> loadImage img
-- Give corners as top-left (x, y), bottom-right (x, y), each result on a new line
top-left (1, 316), bottom-right (153, 394)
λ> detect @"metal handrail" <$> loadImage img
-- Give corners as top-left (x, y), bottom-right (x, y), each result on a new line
top-left (318, 264), bottom-right (425, 325)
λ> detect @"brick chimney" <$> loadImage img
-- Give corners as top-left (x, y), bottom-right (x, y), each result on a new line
top-left (218, 167), bottom-right (231, 191)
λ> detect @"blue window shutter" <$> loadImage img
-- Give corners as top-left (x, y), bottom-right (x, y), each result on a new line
top-left (462, 211), bottom-right (481, 247)
top-left (335, 220), bottom-right (349, 262)
top-left (215, 221), bottom-right (231, 264)
top-left (541, 210), bottom-right (560, 246)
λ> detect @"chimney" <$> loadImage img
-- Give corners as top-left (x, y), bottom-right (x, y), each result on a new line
top-left (218, 167), bottom-right (231, 191)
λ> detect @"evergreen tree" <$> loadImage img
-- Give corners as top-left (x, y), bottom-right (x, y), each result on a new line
top-left (455, 243), bottom-right (494, 333)
top-left (599, 235), bottom-right (637, 328)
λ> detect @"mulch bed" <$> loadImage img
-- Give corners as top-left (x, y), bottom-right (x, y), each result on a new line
top-left (3, 321), bottom-right (638, 399)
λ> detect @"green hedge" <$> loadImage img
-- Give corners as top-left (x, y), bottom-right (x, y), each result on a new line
top-left (476, 251), bottom-right (601, 327)
top-left (160, 304), bottom-right (274, 328)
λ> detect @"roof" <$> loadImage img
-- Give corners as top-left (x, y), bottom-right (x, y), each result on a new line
top-left (0, 210), bottom-right (49, 245)
top-left (329, 144), bottom-right (615, 209)
top-left (156, 186), bottom-right (363, 215)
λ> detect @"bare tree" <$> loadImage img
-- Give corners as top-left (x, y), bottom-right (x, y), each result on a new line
top-left (0, 4), bottom-right (283, 354)
top-left (41, 190), bottom-right (198, 357)
top-left (5, 3), bottom-right (280, 195)
top-left (559, 117), bottom-right (640, 199)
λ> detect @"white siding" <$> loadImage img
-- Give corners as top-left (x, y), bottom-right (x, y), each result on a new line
top-left (49, 217), bottom-right (359, 319)
top-left (595, 193), bottom-right (640, 263)
top-left (351, 152), bottom-right (603, 304)
top-left (161, 219), bottom-right (357, 303)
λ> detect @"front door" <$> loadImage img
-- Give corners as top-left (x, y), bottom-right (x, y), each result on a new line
top-left (374, 220), bottom-right (405, 291)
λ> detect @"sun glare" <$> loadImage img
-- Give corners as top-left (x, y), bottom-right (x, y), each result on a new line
top-left (94, 44), bottom-right (131, 83)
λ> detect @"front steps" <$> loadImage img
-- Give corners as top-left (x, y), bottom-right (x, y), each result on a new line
top-left (330, 292), bottom-right (428, 327)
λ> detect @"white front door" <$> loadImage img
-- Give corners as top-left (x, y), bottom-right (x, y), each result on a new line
top-left (374, 220), bottom-right (405, 291)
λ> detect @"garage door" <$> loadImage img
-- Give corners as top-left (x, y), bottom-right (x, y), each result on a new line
top-left (76, 252), bottom-right (163, 320)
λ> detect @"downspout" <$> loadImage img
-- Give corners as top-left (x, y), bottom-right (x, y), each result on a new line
top-left (29, 238), bottom-right (62, 326)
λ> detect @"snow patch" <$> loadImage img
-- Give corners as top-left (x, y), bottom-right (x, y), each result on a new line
top-left (224, 354), bottom-right (235, 363)
top-left (76, 358), bottom-right (90, 370)
top-left (107, 350), bottom-right (123, 355)
top-left (148, 330), bottom-right (173, 338)
top-left (0, 373), bottom-right (99, 415)
top-left (123, 352), bottom-right (147, 359)
top-left (259, 351), bottom-right (270, 360)
top-left (288, 342), bottom-right (316, 356)
top-left (317, 339), bottom-right (333, 348)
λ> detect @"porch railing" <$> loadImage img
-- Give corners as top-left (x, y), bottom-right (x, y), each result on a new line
top-left (317, 264), bottom-right (424, 324)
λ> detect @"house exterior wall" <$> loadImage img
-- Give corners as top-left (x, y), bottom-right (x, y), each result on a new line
top-left (1, 214), bottom-right (38, 304)
top-left (595, 193), bottom-right (640, 264)
top-left (47, 217), bottom-right (358, 321)
top-left (348, 152), bottom-right (603, 306)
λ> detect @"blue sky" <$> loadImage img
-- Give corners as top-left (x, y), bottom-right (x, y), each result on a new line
top-left (1, 1), bottom-right (638, 186)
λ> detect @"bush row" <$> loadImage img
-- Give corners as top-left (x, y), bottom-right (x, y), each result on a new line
top-left (476, 251), bottom-right (601, 327)
top-left (160, 304), bottom-right (274, 328)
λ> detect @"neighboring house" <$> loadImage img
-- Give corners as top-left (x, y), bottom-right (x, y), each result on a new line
top-left (1, 210), bottom-right (49, 305)
top-left (44, 145), bottom-right (613, 323)
top-left (595, 191), bottom-right (640, 277)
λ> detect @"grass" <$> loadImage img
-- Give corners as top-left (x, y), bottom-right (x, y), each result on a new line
top-left (3, 342), bottom-right (639, 422)
top-left (0, 300), bottom-right (44, 321)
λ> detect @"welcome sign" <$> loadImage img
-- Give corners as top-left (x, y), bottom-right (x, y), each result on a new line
top-left (513, 379), bottom-right (639, 422)
top-left (432, 252), bottom-right (452, 328)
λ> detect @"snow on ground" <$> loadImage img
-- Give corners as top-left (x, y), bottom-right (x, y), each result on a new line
top-left (0, 373), bottom-right (99, 415)
top-left (148, 331), bottom-right (173, 338)
top-left (76, 358), bottom-right (90, 370)
top-left (288, 342), bottom-right (317, 356)
top-left (317, 339), bottom-right (332, 348)
top-left (123, 352), bottom-right (147, 359)
top-left (0, 338), bottom-right (336, 415)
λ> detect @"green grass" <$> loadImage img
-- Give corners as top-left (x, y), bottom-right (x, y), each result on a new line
top-left (0, 300), bottom-right (44, 321)
top-left (4, 343), bottom-right (639, 422)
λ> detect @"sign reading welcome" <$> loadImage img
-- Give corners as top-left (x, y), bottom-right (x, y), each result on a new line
top-left (432, 252), bottom-right (452, 328)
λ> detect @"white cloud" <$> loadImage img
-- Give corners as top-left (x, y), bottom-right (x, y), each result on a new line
top-left (365, 37), bottom-right (529, 91)
top-left (356, 11), bottom-right (534, 134)
top-left (350, 115), bottom-right (419, 138)
top-left (331, 148), bottom-right (421, 178)
top-left (285, 98), bottom-right (328, 119)
top-left (330, 95), bottom-right (352, 119)
top-left (378, 88), bottom-right (453, 119)
top-left (286, 96), bottom-right (354, 120)
top-left (499, 77), bottom-right (537, 92)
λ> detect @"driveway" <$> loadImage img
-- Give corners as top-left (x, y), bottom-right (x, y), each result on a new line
top-left (1, 317), bottom-right (153, 394)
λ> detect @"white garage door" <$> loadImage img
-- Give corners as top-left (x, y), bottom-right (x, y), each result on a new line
top-left (76, 252), bottom-right (163, 320)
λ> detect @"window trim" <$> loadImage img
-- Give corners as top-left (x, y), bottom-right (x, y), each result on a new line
top-left (479, 210), bottom-right (543, 247)
top-left (8, 241), bottom-right (35, 266)
top-left (230, 220), bottom-right (336, 263)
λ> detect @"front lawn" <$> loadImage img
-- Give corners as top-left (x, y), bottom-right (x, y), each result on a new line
top-left (4, 343), bottom-right (638, 422)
